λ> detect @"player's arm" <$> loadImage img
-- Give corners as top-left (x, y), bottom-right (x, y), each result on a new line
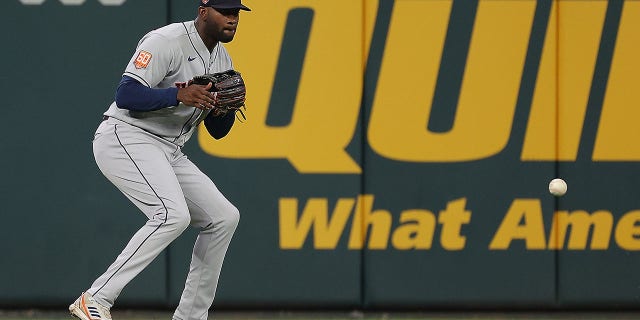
top-left (203, 110), bottom-right (235, 139)
top-left (116, 76), bottom-right (216, 111)
top-left (115, 75), bottom-right (179, 111)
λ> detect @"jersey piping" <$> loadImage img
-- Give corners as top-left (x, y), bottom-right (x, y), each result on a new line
top-left (173, 21), bottom-right (207, 143)
top-left (123, 72), bottom-right (151, 87)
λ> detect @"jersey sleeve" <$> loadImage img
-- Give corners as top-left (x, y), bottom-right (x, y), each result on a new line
top-left (123, 32), bottom-right (177, 89)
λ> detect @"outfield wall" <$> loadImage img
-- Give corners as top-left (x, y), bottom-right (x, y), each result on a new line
top-left (1, 0), bottom-right (639, 310)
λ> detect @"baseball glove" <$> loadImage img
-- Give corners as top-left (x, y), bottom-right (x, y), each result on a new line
top-left (191, 70), bottom-right (247, 120)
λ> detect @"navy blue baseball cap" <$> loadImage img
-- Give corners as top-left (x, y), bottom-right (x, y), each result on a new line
top-left (199, 0), bottom-right (251, 11)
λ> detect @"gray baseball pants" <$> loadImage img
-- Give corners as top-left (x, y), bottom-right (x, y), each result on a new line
top-left (88, 118), bottom-right (239, 320)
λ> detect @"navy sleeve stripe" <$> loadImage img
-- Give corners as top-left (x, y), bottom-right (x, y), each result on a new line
top-left (122, 72), bottom-right (151, 87)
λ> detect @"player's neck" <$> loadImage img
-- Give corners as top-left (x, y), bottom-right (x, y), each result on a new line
top-left (194, 19), bottom-right (218, 52)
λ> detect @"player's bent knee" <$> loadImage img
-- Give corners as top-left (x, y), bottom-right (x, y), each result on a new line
top-left (167, 213), bottom-right (191, 233)
top-left (176, 215), bottom-right (192, 232)
top-left (218, 205), bottom-right (240, 234)
top-left (228, 206), bottom-right (240, 229)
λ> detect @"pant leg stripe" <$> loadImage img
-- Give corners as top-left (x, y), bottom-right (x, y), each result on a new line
top-left (90, 124), bottom-right (170, 296)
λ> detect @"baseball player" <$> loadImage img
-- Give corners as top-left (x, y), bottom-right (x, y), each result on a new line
top-left (68, 1), bottom-right (250, 320)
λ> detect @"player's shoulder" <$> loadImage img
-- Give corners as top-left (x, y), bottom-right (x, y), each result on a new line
top-left (146, 21), bottom-right (195, 42)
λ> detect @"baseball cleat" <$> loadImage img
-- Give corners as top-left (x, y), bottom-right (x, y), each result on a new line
top-left (69, 292), bottom-right (112, 320)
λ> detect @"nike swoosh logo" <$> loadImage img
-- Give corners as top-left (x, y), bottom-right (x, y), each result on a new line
top-left (188, 56), bottom-right (196, 62)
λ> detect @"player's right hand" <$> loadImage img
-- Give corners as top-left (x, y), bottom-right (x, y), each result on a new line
top-left (178, 82), bottom-right (217, 110)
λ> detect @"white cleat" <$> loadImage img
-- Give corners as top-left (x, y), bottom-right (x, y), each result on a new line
top-left (69, 292), bottom-right (112, 320)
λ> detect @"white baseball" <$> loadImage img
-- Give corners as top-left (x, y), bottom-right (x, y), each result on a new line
top-left (549, 178), bottom-right (567, 196)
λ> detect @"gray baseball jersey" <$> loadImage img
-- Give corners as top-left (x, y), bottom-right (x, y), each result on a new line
top-left (84, 20), bottom-right (240, 320)
top-left (104, 20), bottom-right (234, 146)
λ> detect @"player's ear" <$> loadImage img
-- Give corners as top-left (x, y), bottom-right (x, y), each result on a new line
top-left (197, 6), bottom-right (208, 20)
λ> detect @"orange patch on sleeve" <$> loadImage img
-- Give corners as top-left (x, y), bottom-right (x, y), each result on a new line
top-left (134, 50), bottom-right (152, 69)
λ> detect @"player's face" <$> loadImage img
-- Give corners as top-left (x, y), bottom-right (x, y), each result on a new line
top-left (205, 7), bottom-right (241, 43)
